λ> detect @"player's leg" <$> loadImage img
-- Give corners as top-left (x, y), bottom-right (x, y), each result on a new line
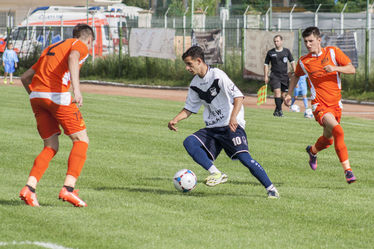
top-left (222, 126), bottom-right (279, 198)
top-left (183, 129), bottom-right (227, 186)
top-left (236, 152), bottom-right (279, 198)
top-left (20, 99), bottom-right (60, 207)
top-left (322, 113), bottom-right (355, 183)
top-left (9, 72), bottom-right (13, 84)
top-left (58, 130), bottom-right (89, 207)
top-left (302, 95), bottom-right (308, 110)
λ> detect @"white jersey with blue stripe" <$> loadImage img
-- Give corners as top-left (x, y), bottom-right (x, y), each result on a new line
top-left (184, 67), bottom-right (245, 129)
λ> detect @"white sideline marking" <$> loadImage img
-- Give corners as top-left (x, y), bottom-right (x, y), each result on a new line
top-left (0, 241), bottom-right (74, 249)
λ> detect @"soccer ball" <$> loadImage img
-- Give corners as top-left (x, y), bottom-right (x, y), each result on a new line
top-left (173, 169), bottom-right (197, 192)
top-left (290, 104), bottom-right (300, 112)
top-left (304, 108), bottom-right (314, 118)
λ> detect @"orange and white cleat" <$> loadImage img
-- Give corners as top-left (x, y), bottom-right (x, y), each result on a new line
top-left (58, 187), bottom-right (87, 207)
top-left (19, 186), bottom-right (40, 207)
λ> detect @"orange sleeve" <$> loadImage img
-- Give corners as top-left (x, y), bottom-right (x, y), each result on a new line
top-left (334, 47), bottom-right (351, 66)
top-left (294, 59), bottom-right (305, 77)
top-left (71, 40), bottom-right (88, 60)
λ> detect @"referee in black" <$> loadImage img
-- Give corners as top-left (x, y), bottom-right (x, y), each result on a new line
top-left (264, 35), bottom-right (296, 117)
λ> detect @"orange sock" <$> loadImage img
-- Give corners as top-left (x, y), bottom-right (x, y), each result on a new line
top-left (314, 135), bottom-right (333, 153)
top-left (332, 125), bottom-right (349, 162)
top-left (29, 147), bottom-right (57, 181)
top-left (67, 141), bottom-right (88, 178)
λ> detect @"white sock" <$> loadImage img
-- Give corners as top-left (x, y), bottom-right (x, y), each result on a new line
top-left (266, 184), bottom-right (275, 192)
top-left (208, 165), bottom-right (220, 175)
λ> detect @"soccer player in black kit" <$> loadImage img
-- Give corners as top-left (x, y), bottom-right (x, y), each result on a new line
top-left (264, 35), bottom-right (296, 117)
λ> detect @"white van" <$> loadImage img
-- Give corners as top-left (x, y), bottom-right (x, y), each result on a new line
top-left (12, 6), bottom-right (111, 57)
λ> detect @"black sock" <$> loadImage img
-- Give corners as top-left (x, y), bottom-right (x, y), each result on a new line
top-left (63, 185), bottom-right (74, 192)
top-left (275, 98), bottom-right (282, 111)
top-left (26, 185), bottom-right (35, 193)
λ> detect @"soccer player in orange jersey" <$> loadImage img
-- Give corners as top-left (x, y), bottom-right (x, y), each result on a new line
top-left (19, 24), bottom-right (94, 207)
top-left (285, 26), bottom-right (356, 184)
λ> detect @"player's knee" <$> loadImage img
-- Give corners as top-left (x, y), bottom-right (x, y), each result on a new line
top-left (183, 136), bottom-right (199, 153)
top-left (70, 131), bottom-right (89, 144)
top-left (332, 125), bottom-right (344, 137)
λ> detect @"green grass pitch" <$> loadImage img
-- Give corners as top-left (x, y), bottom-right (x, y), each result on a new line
top-left (0, 85), bottom-right (373, 249)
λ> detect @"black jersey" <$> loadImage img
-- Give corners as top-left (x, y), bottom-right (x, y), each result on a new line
top-left (264, 48), bottom-right (294, 77)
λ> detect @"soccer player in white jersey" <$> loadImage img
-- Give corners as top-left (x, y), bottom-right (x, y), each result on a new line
top-left (168, 46), bottom-right (279, 198)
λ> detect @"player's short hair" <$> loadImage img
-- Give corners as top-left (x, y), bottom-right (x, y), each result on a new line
top-left (273, 35), bottom-right (283, 41)
top-left (73, 23), bottom-right (95, 40)
top-left (6, 42), bottom-right (13, 48)
top-left (182, 46), bottom-right (205, 62)
top-left (302, 26), bottom-right (321, 38)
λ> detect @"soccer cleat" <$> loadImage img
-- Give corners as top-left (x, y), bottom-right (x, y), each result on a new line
top-left (3, 79), bottom-right (7, 84)
top-left (345, 170), bottom-right (356, 184)
top-left (19, 186), bottom-right (40, 207)
top-left (10, 81), bottom-right (14, 85)
top-left (204, 172), bottom-right (228, 186)
top-left (267, 188), bottom-right (280, 199)
top-left (273, 110), bottom-right (284, 117)
top-left (306, 145), bottom-right (317, 170)
top-left (59, 187), bottom-right (87, 207)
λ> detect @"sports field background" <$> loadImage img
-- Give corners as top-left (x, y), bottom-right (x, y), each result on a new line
top-left (0, 84), bottom-right (373, 249)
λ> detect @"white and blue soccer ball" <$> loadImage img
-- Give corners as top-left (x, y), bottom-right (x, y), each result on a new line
top-left (173, 169), bottom-right (197, 192)
top-left (290, 104), bottom-right (301, 112)
top-left (304, 108), bottom-right (314, 118)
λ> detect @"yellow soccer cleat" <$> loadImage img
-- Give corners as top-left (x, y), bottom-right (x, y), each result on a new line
top-left (204, 172), bottom-right (228, 186)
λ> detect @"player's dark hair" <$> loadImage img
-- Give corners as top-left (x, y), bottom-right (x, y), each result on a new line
top-left (302, 26), bottom-right (321, 38)
top-left (73, 23), bottom-right (95, 40)
top-left (274, 35), bottom-right (283, 41)
top-left (182, 46), bottom-right (205, 62)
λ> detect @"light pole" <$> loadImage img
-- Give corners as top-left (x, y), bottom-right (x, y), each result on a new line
top-left (86, 0), bottom-right (89, 24)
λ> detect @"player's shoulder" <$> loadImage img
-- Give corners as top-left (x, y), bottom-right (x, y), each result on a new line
top-left (298, 53), bottom-right (312, 62)
top-left (210, 67), bottom-right (229, 79)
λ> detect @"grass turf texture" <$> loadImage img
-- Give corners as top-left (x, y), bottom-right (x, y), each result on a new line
top-left (0, 85), bottom-right (373, 249)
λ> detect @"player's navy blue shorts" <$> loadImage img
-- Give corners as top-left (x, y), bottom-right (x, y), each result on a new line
top-left (191, 125), bottom-right (249, 160)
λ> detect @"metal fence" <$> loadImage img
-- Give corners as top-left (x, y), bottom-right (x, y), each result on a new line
top-left (1, 11), bottom-right (374, 79)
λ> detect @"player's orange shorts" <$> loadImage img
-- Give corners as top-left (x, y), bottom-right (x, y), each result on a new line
top-left (312, 102), bottom-right (342, 126)
top-left (30, 98), bottom-right (86, 139)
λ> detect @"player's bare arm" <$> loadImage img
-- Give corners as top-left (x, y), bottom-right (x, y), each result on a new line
top-left (168, 108), bottom-right (192, 132)
top-left (323, 63), bottom-right (356, 74)
top-left (229, 97), bottom-right (244, 132)
top-left (68, 50), bottom-right (82, 106)
top-left (20, 68), bottom-right (35, 95)
top-left (285, 74), bottom-right (300, 107)
top-left (264, 64), bottom-right (269, 84)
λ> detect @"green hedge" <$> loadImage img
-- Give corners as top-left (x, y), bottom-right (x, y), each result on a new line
top-left (7, 51), bottom-right (374, 100)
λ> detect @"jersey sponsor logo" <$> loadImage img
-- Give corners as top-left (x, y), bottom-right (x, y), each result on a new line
top-left (190, 79), bottom-right (221, 104)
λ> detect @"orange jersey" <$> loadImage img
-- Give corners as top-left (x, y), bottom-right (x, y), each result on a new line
top-left (295, 46), bottom-right (352, 107)
top-left (30, 38), bottom-right (89, 93)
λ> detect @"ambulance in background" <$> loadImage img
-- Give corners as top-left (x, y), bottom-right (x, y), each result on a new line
top-left (95, 3), bottom-right (143, 53)
top-left (11, 6), bottom-right (111, 57)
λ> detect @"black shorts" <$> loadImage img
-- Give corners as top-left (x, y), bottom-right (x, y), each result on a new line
top-left (191, 126), bottom-right (249, 160)
top-left (269, 73), bottom-right (289, 92)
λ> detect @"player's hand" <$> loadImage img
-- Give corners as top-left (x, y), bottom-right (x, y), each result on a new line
top-left (323, 65), bottom-right (336, 72)
top-left (168, 120), bottom-right (178, 132)
top-left (264, 76), bottom-right (269, 84)
top-left (229, 117), bottom-right (238, 132)
top-left (284, 94), bottom-right (292, 107)
top-left (72, 90), bottom-right (83, 107)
